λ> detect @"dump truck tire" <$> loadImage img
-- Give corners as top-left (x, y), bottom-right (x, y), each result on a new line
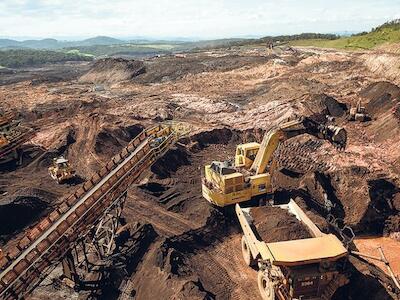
top-left (241, 235), bottom-right (256, 266)
top-left (258, 271), bottom-right (274, 300)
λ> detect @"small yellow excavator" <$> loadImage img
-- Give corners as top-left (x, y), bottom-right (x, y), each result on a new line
top-left (202, 117), bottom-right (347, 207)
top-left (349, 99), bottom-right (369, 122)
top-left (48, 156), bottom-right (76, 184)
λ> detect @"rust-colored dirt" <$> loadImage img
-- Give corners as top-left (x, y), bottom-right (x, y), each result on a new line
top-left (250, 206), bottom-right (312, 242)
top-left (1, 45), bottom-right (400, 299)
top-left (354, 237), bottom-right (400, 278)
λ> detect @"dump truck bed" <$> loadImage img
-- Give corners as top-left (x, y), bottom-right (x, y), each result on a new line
top-left (236, 200), bottom-right (347, 266)
top-left (267, 235), bottom-right (347, 266)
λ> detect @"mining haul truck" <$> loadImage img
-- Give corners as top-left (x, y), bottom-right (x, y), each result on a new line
top-left (237, 200), bottom-right (349, 300)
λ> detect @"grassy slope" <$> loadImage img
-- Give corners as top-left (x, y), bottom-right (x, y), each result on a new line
top-left (0, 49), bottom-right (93, 68)
top-left (289, 26), bottom-right (400, 50)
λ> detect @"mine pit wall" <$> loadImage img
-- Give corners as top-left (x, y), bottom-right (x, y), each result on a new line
top-left (0, 188), bottom-right (56, 246)
top-left (273, 167), bottom-right (400, 235)
top-left (146, 125), bottom-right (400, 237)
top-left (0, 197), bottom-right (48, 245)
top-left (138, 211), bottom-right (236, 299)
top-left (99, 223), bottom-right (158, 300)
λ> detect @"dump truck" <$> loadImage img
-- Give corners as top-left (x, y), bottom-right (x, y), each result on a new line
top-left (236, 200), bottom-right (349, 300)
top-left (202, 117), bottom-right (347, 207)
top-left (48, 157), bottom-right (76, 184)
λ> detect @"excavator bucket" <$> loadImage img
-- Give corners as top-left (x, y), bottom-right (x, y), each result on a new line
top-left (325, 125), bottom-right (347, 150)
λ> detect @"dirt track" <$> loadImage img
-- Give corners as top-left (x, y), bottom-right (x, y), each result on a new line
top-left (1, 45), bottom-right (400, 299)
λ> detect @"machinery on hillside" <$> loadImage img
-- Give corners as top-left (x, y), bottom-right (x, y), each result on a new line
top-left (202, 117), bottom-right (347, 207)
top-left (48, 157), bottom-right (76, 184)
top-left (237, 200), bottom-right (350, 300)
top-left (349, 100), bottom-right (369, 122)
top-left (0, 112), bottom-right (33, 166)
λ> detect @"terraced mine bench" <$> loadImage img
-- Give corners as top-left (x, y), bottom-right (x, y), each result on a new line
top-left (0, 122), bottom-right (189, 300)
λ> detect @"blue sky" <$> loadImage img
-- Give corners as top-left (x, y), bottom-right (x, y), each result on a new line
top-left (0, 0), bottom-right (399, 39)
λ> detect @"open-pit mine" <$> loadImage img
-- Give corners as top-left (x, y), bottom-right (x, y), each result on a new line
top-left (1, 44), bottom-right (400, 300)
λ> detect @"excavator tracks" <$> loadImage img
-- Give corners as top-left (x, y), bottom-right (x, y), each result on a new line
top-left (0, 122), bottom-right (187, 299)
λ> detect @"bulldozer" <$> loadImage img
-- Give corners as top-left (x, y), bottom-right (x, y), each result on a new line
top-left (349, 100), bottom-right (368, 122)
top-left (202, 117), bottom-right (347, 207)
top-left (48, 157), bottom-right (76, 184)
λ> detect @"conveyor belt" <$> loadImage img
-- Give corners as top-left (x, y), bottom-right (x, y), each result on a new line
top-left (0, 122), bottom-right (186, 299)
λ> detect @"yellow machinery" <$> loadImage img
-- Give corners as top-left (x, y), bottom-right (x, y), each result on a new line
top-left (48, 156), bottom-right (76, 184)
top-left (349, 100), bottom-right (368, 122)
top-left (202, 117), bottom-right (347, 207)
top-left (236, 200), bottom-right (349, 300)
top-left (0, 112), bottom-right (33, 165)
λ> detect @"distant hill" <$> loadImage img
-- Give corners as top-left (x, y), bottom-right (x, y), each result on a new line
top-left (0, 49), bottom-right (93, 68)
top-left (289, 19), bottom-right (400, 50)
top-left (0, 36), bottom-right (126, 49)
top-left (75, 36), bottom-right (125, 46)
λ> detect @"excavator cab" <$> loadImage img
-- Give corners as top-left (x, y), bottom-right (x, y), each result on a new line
top-left (235, 142), bottom-right (260, 169)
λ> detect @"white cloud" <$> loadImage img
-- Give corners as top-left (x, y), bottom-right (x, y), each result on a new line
top-left (0, 0), bottom-right (399, 38)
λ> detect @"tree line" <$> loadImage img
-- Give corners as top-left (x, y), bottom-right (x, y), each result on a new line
top-left (0, 49), bottom-right (93, 68)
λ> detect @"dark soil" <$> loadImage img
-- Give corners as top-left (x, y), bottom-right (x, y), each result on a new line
top-left (310, 93), bottom-right (348, 118)
top-left (80, 57), bottom-right (145, 84)
top-left (250, 206), bottom-right (312, 242)
top-left (134, 54), bottom-right (270, 84)
top-left (361, 81), bottom-right (400, 116)
top-left (94, 124), bottom-right (143, 157)
top-left (0, 193), bottom-right (50, 245)
top-left (0, 63), bottom-right (90, 86)
top-left (384, 215), bottom-right (400, 236)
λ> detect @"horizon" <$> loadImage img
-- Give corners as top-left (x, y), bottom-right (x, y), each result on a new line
top-left (0, 31), bottom-right (361, 42)
top-left (0, 0), bottom-right (399, 40)
top-left (0, 32), bottom-right (356, 43)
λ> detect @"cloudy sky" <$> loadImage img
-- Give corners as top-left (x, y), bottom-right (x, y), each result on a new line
top-left (1, 0), bottom-right (399, 39)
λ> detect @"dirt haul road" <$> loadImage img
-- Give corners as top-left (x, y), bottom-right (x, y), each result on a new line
top-left (1, 45), bottom-right (400, 299)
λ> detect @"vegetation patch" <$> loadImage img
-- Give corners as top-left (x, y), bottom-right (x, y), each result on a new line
top-left (288, 20), bottom-right (400, 50)
top-left (0, 49), bottom-right (93, 68)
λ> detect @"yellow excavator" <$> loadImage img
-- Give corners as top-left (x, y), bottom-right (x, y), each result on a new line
top-left (202, 117), bottom-right (347, 207)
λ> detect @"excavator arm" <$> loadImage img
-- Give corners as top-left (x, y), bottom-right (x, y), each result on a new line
top-left (250, 117), bottom-right (347, 175)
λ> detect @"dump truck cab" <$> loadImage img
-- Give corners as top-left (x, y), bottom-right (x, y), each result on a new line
top-left (236, 200), bottom-right (349, 300)
top-left (48, 157), bottom-right (76, 184)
